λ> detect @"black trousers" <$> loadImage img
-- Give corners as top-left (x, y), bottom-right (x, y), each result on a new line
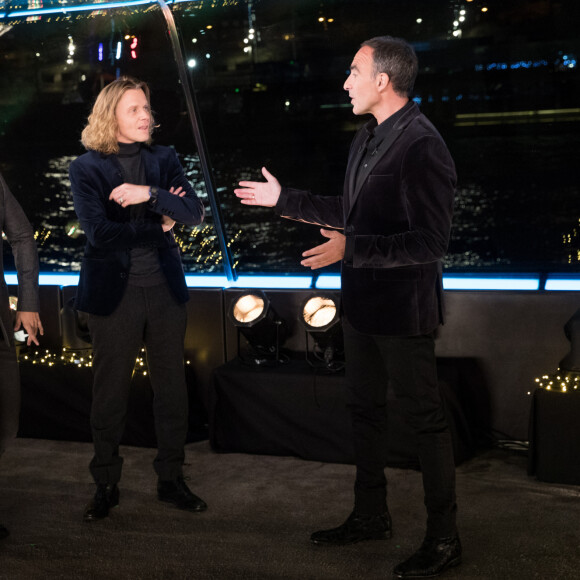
top-left (343, 317), bottom-right (457, 538)
top-left (87, 282), bottom-right (188, 484)
top-left (0, 334), bottom-right (20, 458)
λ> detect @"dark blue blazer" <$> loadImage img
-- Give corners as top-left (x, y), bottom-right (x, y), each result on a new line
top-left (69, 145), bottom-right (204, 316)
top-left (275, 103), bottom-right (456, 336)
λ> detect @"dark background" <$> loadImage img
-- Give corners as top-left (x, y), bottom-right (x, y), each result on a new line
top-left (1, 0), bottom-right (579, 275)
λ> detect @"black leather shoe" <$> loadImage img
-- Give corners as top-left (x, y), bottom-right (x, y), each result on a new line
top-left (0, 524), bottom-right (9, 539)
top-left (83, 484), bottom-right (120, 522)
top-left (310, 510), bottom-right (392, 545)
top-left (393, 535), bottom-right (462, 578)
top-left (157, 477), bottom-right (207, 512)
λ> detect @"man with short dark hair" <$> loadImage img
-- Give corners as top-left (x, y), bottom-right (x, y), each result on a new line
top-left (235, 36), bottom-right (460, 578)
top-left (0, 172), bottom-right (43, 539)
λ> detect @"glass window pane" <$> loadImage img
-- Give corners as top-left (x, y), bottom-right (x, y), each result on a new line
top-left (1, 4), bottom-right (222, 274)
top-left (2, 1), bottom-right (579, 277)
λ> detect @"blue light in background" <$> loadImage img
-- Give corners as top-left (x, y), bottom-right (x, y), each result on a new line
top-left (4, 273), bottom-right (580, 291)
top-left (315, 275), bottom-right (341, 290)
top-left (443, 277), bottom-right (540, 291)
top-left (185, 275), bottom-right (314, 289)
top-left (185, 275), bottom-right (229, 288)
top-left (544, 278), bottom-right (580, 291)
top-left (228, 276), bottom-right (312, 289)
top-left (4, 273), bottom-right (80, 286)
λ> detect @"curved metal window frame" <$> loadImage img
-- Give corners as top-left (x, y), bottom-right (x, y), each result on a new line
top-left (2, 0), bottom-right (237, 282)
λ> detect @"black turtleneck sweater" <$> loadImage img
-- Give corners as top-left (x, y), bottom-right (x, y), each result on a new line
top-left (116, 142), bottom-right (165, 287)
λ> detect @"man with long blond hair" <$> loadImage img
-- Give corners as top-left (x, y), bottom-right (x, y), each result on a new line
top-left (69, 77), bottom-right (206, 521)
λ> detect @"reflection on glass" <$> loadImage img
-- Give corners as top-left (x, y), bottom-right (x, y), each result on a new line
top-left (0, 0), bottom-right (578, 276)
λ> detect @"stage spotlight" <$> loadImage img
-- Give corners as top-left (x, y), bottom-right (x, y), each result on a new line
top-left (229, 291), bottom-right (288, 365)
top-left (300, 294), bottom-right (344, 371)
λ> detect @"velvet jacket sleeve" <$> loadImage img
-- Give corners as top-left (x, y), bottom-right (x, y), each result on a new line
top-left (0, 173), bottom-right (40, 312)
top-left (141, 146), bottom-right (205, 226)
top-left (274, 186), bottom-right (344, 229)
top-left (344, 133), bottom-right (456, 269)
top-left (70, 155), bottom-right (166, 251)
top-left (69, 147), bottom-right (204, 251)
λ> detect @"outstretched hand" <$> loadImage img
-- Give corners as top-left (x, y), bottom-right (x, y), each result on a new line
top-left (301, 229), bottom-right (346, 270)
top-left (234, 167), bottom-right (281, 207)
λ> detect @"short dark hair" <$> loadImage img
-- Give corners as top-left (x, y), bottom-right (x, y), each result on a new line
top-left (361, 36), bottom-right (418, 97)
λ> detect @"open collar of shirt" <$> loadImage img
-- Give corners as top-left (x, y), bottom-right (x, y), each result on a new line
top-left (364, 99), bottom-right (414, 151)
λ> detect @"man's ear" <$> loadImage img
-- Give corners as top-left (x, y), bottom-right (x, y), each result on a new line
top-left (377, 72), bottom-right (390, 91)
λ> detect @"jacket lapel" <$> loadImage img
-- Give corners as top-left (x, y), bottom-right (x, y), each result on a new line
top-left (346, 103), bottom-right (421, 220)
top-left (345, 130), bottom-right (369, 203)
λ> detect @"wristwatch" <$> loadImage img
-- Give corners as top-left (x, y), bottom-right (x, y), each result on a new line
top-left (148, 186), bottom-right (159, 207)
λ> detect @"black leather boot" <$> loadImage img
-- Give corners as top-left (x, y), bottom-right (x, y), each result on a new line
top-left (83, 484), bottom-right (120, 522)
top-left (393, 535), bottom-right (462, 578)
top-left (157, 477), bottom-right (207, 512)
top-left (310, 510), bottom-right (392, 545)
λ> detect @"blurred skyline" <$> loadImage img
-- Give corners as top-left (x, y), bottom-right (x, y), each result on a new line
top-left (1, 0), bottom-right (579, 274)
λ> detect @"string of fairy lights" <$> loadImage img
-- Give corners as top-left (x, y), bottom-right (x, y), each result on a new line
top-left (533, 371), bottom-right (580, 394)
top-left (21, 347), bottom-right (578, 393)
top-left (563, 218), bottom-right (580, 265)
top-left (18, 346), bottom-right (192, 376)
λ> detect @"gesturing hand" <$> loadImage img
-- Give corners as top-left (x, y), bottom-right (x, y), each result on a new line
top-left (234, 167), bottom-right (282, 207)
top-left (301, 229), bottom-right (346, 270)
top-left (14, 311), bottom-right (44, 346)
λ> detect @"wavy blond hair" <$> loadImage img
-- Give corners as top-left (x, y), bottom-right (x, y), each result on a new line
top-left (80, 76), bottom-right (154, 154)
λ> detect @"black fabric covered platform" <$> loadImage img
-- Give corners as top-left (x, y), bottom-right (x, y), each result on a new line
top-left (528, 387), bottom-right (580, 485)
top-left (209, 357), bottom-right (489, 467)
top-left (18, 363), bottom-right (208, 446)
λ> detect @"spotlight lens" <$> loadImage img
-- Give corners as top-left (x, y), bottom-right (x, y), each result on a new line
top-left (233, 295), bottom-right (265, 324)
top-left (303, 297), bottom-right (337, 328)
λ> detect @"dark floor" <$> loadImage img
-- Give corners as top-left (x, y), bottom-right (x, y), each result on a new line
top-left (0, 439), bottom-right (579, 579)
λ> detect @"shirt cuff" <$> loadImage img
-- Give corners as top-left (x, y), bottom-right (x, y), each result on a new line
top-left (274, 186), bottom-right (290, 215)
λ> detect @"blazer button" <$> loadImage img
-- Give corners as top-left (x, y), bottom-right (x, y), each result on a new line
top-left (120, 272), bottom-right (127, 279)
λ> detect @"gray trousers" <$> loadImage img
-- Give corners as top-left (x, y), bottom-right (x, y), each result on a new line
top-left (87, 282), bottom-right (189, 484)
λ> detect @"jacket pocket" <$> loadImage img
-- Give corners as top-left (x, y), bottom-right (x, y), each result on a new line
top-left (372, 266), bottom-right (423, 281)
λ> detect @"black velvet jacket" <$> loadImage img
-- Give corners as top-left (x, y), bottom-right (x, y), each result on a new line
top-left (69, 145), bottom-right (204, 315)
top-left (275, 102), bottom-right (456, 336)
